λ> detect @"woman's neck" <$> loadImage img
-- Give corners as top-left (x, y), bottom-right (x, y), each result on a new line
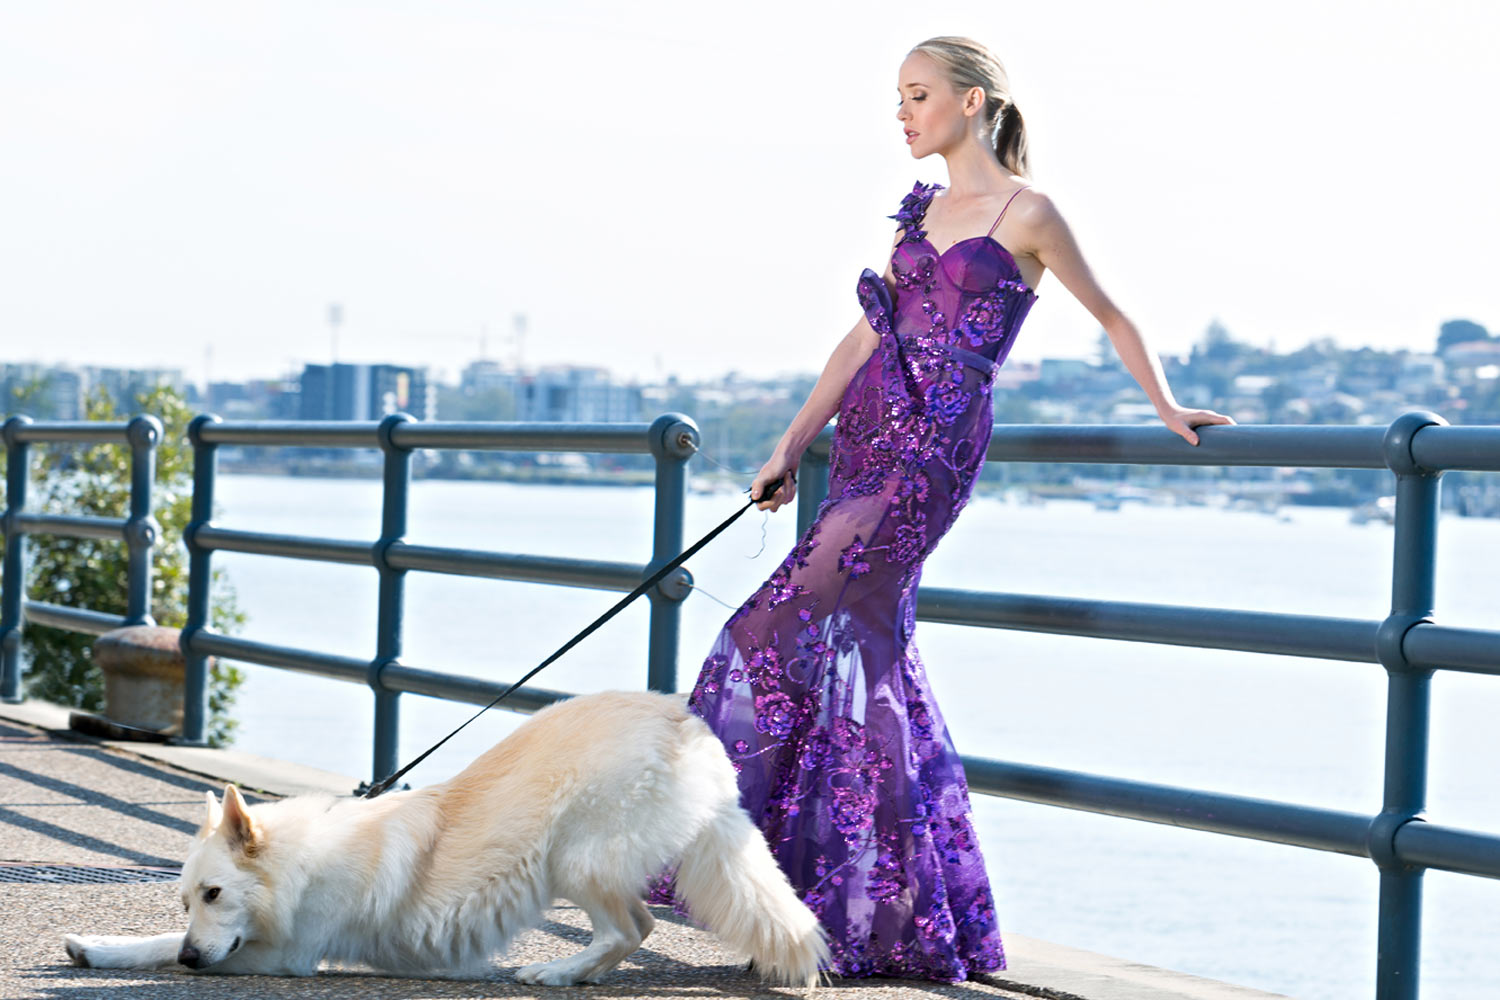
top-left (939, 137), bottom-right (1012, 199)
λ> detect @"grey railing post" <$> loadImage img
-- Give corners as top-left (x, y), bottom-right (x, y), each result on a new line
top-left (795, 426), bottom-right (834, 538)
top-left (1, 415), bottom-right (33, 703)
top-left (370, 413), bottom-right (413, 783)
top-left (124, 415), bottom-right (162, 627)
top-left (180, 414), bottom-right (221, 745)
top-left (1371, 409), bottom-right (1445, 1000)
top-left (646, 412), bottom-right (698, 693)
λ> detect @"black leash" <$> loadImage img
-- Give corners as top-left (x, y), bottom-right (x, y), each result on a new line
top-left (362, 474), bottom-right (789, 799)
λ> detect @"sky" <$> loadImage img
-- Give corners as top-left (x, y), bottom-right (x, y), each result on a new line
top-left (2, 0), bottom-right (1497, 388)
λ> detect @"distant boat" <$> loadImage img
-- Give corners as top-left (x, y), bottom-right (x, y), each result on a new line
top-left (1350, 496), bottom-right (1397, 525)
top-left (690, 479), bottom-right (738, 496)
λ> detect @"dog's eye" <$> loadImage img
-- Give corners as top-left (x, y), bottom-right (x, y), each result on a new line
top-left (203, 887), bottom-right (221, 903)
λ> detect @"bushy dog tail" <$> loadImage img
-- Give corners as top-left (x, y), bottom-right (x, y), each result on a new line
top-left (674, 801), bottom-right (831, 988)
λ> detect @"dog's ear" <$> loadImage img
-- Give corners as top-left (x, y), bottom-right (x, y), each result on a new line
top-left (198, 790), bottom-right (223, 840)
top-left (219, 784), bottom-right (263, 855)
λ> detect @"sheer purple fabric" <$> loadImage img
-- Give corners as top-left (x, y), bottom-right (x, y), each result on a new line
top-left (651, 181), bottom-right (1037, 982)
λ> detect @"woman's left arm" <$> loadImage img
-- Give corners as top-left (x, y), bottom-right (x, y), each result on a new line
top-left (1016, 190), bottom-right (1236, 446)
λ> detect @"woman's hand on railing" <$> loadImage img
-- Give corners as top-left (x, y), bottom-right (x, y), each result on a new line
top-left (1158, 405), bottom-right (1236, 447)
top-left (750, 453), bottom-right (799, 512)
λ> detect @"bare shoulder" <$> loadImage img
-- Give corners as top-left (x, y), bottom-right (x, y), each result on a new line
top-left (1003, 185), bottom-right (1074, 259)
top-left (1007, 184), bottom-right (1063, 231)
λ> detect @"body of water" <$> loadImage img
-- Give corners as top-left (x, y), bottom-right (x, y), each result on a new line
top-left (209, 474), bottom-right (1500, 999)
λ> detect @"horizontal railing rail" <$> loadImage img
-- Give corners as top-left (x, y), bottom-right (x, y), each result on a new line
top-left (2, 405), bottom-right (1496, 998)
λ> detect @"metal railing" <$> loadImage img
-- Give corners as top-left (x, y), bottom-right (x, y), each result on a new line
top-left (2, 405), bottom-right (1499, 998)
top-left (179, 412), bottom-right (700, 782)
top-left (1, 415), bottom-right (163, 700)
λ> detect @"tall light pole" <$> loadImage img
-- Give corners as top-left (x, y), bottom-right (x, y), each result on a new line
top-left (513, 312), bottom-right (527, 370)
top-left (329, 303), bottom-right (343, 364)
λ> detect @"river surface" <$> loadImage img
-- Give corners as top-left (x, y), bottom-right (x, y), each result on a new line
top-left (209, 474), bottom-right (1500, 999)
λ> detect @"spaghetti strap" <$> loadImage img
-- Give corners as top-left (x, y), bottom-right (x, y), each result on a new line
top-left (985, 186), bottom-right (1030, 237)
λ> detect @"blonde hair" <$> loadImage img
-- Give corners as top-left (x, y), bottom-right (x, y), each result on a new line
top-left (909, 36), bottom-right (1031, 178)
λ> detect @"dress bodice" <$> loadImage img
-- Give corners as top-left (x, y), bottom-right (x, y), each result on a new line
top-left (857, 181), bottom-right (1037, 378)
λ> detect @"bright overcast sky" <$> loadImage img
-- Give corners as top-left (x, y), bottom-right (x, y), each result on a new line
top-left (3, 1), bottom-right (1496, 387)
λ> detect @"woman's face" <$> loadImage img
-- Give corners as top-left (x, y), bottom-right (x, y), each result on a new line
top-left (895, 51), bottom-right (977, 159)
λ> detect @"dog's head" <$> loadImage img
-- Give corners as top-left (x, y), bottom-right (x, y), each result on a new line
top-left (178, 784), bottom-right (269, 969)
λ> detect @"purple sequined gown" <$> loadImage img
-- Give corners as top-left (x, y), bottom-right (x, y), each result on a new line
top-left (653, 181), bottom-right (1038, 982)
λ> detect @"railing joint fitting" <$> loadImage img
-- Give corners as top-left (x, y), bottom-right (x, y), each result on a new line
top-left (1374, 613), bottom-right (1433, 674)
top-left (1367, 809), bottom-right (1425, 871)
top-left (367, 657), bottom-right (399, 694)
top-left (125, 414), bottom-right (163, 450)
top-left (643, 560), bottom-right (693, 603)
top-left (124, 515), bottom-right (159, 550)
top-left (187, 413), bottom-right (222, 447)
top-left (377, 413), bottom-right (415, 453)
top-left (3, 414), bottom-right (34, 447)
top-left (371, 537), bottom-right (404, 574)
top-left (647, 412), bottom-right (700, 462)
top-left (1381, 410), bottom-right (1446, 477)
top-left (182, 519), bottom-right (212, 551)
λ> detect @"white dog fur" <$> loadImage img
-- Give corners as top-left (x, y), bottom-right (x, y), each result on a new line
top-left (64, 690), bottom-right (829, 986)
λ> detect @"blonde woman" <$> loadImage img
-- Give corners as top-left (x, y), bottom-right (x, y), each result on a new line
top-left (654, 36), bottom-right (1234, 981)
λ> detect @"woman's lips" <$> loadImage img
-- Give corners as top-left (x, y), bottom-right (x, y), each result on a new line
top-left (905, 130), bottom-right (918, 144)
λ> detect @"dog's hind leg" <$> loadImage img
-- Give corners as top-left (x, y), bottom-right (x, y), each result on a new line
top-left (514, 891), bottom-right (644, 986)
top-left (64, 932), bottom-right (185, 970)
top-left (628, 896), bottom-right (655, 944)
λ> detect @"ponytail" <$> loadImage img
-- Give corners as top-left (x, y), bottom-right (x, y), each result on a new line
top-left (989, 98), bottom-right (1030, 179)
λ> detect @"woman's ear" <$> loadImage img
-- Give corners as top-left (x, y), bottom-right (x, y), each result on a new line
top-left (964, 85), bottom-right (986, 117)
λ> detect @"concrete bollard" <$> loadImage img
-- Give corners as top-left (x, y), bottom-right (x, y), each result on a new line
top-left (90, 625), bottom-right (194, 736)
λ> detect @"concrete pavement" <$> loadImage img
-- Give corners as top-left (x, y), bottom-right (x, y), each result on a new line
top-left (0, 700), bottom-right (1287, 1000)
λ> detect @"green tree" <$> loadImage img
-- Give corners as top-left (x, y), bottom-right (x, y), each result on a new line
top-left (3, 382), bottom-right (246, 745)
top-left (1437, 319), bottom-right (1491, 354)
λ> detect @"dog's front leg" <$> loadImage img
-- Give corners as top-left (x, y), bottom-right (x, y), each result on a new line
top-left (64, 932), bottom-right (185, 970)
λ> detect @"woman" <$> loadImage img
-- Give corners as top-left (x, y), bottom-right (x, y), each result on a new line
top-left (653, 36), bottom-right (1236, 981)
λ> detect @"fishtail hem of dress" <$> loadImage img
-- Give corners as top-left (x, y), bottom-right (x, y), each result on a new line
top-left (645, 873), bottom-right (1008, 982)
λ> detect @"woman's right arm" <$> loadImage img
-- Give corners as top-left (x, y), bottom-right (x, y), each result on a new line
top-left (750, 232), bottom-right (904, 512)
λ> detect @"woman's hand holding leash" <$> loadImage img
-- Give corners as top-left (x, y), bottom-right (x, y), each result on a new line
top-left (750, 453), bottom-right (798, 512)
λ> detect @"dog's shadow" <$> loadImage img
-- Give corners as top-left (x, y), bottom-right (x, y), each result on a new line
top-left (18, 909), bottom-right (1024, 1000)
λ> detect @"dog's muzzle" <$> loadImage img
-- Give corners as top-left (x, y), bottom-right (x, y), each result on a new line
top-left (179, 936), bottom-right (239, 969)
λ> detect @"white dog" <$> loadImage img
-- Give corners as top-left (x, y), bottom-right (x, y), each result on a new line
top-left (64, 690), bottom-right (829, 986)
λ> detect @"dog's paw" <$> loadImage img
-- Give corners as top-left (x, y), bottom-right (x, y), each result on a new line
top-left (63, 935), bottom-right (95, 967)
top-left (515, 961), bottom-right (583, 986)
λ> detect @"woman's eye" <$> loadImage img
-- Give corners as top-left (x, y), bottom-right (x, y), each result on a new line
top-left (204, 887), bottom-right (221, 903)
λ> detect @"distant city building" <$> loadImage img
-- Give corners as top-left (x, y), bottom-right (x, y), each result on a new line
top-left (462, 362), bottom-right (642, 423)
top-left (518, 366), bottom-right (642, 423)
top-left (298, 363), bottom-right (434, 421)
top-left (207, 378), bottom-right (300, 420)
